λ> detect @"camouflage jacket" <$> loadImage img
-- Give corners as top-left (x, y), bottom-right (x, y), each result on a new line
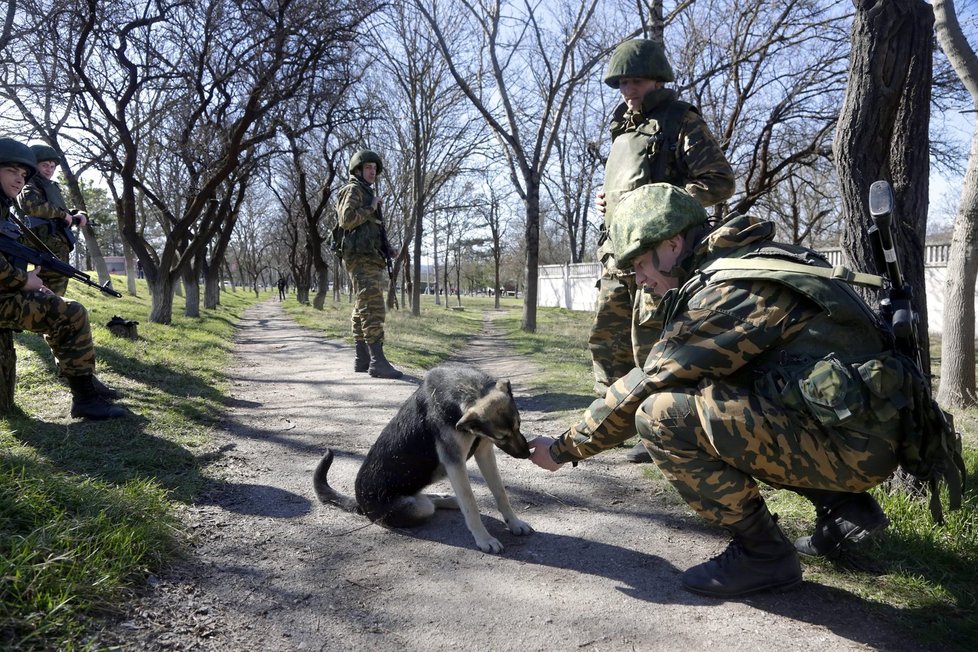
top-left (17, 174), bottom-right (70, 238)
top-left (552, 214), bottom-right (892, 464)
top-left (335, 175), bottom-right (385, 261)
top-left (0, 199), bottom-right (31, 293)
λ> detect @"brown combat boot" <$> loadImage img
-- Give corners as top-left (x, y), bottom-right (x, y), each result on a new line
top-left (367, 341), bottom-right (402, 379)
top-left (682, 505), bottom-right (802, 598)
top-left (68, 375), bottom-right (127, 419)
top-left (354, 340), bottom-right (369, 373)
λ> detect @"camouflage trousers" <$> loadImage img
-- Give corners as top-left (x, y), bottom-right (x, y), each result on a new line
top-left (343, 257), bottom-right (386, 344)
top-left (32, 229), bottom-right (72, 297)
top-left (0, 290), bottom-right (95, 376)
top-left (588, 271), bottom-right (660, 394)
top-left (634, 380), bottom-right (899, 526)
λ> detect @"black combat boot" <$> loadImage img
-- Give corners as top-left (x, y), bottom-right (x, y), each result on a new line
top-left (91, 375), bottom-right (122, 400)
top-left (354, 340), bottom-right (369, 373)
top-left (625, 441), bottom-right (653, 463)
top-left (68, 375), bottom-right (127, 419)
top-left (793, 490), bottom-right (890, 558)
top-left (682, 505), bottom-right (802, 598)
top-left (367, 341), bottom-right (403, 379)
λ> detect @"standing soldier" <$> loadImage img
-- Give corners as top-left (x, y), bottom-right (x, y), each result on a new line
top-left (16, 143), bottom-right (86, 297)
top-left (0, 138), bottom-right (124, 419)
top-left (591, 38), bottom-right (735, 463)
top-left (335, 149), bottom-right (401, 379)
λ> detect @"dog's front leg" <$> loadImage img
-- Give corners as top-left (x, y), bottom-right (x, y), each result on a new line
top-left (473, 443), bottom-right (533, 537)
top-left (439, 442), bottom-right (503, 553)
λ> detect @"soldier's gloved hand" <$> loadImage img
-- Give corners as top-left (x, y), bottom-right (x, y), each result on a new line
top-left (529, 436), bottom-right (564, 472)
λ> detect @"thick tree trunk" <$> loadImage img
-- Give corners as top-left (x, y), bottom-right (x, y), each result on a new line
top-left (0, 330), bottom-right (15, 415)
top-left (312, 266), bottom-right (329, 310)
top-left (935, 0), bottom-right (978, 408)
top-left (834, 0), bottom-right (933, 370)
top-left (521, 181), bottom-right (541, 332)
top-left (149, 276), bottom-right (175, 325)
top-left (204, 265), bottom-right (222, 309)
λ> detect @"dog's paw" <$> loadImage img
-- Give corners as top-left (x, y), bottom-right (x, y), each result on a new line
top-left (430, 494), bottom-right (460, 510)
top-left (506, 518), bottom-right (533, 536)
top-left (475, 533), bottom-right (504, 554)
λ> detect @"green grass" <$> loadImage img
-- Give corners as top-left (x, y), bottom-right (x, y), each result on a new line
top-left (1, 277), bottom-right (269, 649)
top-left (3, 284), bottom-right (977, 650)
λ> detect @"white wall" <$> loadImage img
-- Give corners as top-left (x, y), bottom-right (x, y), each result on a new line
top-left (538, 243), bottom-right (970, 333)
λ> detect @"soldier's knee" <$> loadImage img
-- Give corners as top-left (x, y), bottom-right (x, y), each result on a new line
top-left (636, 391), bottom-right (699, 449)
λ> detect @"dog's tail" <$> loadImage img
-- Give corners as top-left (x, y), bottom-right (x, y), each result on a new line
top-left (312, 449), bottom-right (360, 513)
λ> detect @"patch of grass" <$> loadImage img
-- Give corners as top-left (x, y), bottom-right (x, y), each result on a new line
top-left (1, 277), bottom-right (269, 649)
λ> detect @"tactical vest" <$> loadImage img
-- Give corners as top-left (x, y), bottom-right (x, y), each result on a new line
top-left (672, 241), bottom-right (905, 436)
top-left (337, 179), bottom-right (384, 261)
top-left (602, 99), bottom-right (693, 232)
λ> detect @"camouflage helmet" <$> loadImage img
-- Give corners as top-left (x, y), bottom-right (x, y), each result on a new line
top-left (0, 137), bottom-right (38, 180)
top-left (348, 149), bottom-right (383, 176)
top-left (609, 183), bottom-right (707, 268)
top-left (604, 39), bottom-right (675, 88)
top-left (29, 143), bottom-right (61, 164)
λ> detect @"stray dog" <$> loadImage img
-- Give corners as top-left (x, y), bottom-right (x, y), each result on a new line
top-left (313, 363), bottom-right (532, 553)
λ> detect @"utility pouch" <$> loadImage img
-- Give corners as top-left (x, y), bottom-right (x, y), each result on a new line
top-left (798, 355), bottom-right (865, 426)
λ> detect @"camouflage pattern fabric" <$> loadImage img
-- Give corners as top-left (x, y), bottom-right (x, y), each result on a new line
top-left (634, 384), bottom-right (898, 526)
top-left (590, 87), bottom-right (734, 392)
top-left (554, 214), bottom-right (904, 525)
top-left (335, 175), bottom-right (385, 259)
top-left (588, 272), bottom-right (638, 392)
top-left (0, 209), bottom-right (95, 375)
top-left (16, 177), bottom-right (73, 296)
top-left (343, 256), bottom-right (386, 344)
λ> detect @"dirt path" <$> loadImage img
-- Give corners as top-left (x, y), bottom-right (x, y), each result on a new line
top-left (99, 300), bottom-right (924, 651)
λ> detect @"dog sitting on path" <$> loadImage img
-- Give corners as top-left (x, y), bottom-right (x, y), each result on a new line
top-left (313, 363), bottom-right (533, 553)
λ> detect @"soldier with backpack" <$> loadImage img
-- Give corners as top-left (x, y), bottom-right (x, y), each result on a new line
top-left (528, 184), bottom-right (953, 598)
top-left (590, 39), bottom-right (735, 464)
top-left (333, 149), bottom-right (401, 380)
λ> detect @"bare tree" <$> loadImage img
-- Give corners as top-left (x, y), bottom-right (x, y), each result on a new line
top-left (934, 0), bottom-right (978, 407)
top-left (415, 0), bottom-right (619, 332)
top-left (834, 0), bottom-right (934, 371)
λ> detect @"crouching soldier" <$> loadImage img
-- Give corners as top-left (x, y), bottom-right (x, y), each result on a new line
top-left (0, 138), bottom-right (124, 419)
top-left (530, 183), bottom-right (901, 598)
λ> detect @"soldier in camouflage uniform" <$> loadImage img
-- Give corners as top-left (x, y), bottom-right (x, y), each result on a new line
top-left (335, 149), bottom-right (401, 379)
top-left (0, 138), bottom-right (124, 419)
top-left (16, 144), bottom-right (86, 297)
top-left (530, 184), bottom-right (899, 598)
top-left (591, 39), bottom-right (735, 463)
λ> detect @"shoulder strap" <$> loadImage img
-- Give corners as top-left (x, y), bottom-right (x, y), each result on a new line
top-left (702, 256), bottom-right (884, 289)
top-left (648, 100), bottom-right (693, 183)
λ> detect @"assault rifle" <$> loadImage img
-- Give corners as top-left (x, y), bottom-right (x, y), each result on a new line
top-left (867, 180), bottom-right (921, 370)
top-left (0, 214), bottom-right (121, 298)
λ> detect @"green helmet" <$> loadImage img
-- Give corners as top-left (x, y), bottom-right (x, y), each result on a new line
top-left (609, 183), bottom-right (707, 268)
top-left (0, 137), bottom-right (38, 179)
top-left (29, 143), bottom-right (60, 164)
top-left (348, 149), bottom-right (383, 176)
top-left (604, 39), bottom-right (675, 88)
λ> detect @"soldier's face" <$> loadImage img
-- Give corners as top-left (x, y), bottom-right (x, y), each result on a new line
top-left (619, 77), bottom-right (664, 111)
top-left (361, 162), bottom-right (378, 184)
top-left (633, 234), bottom-right (685, 293)
top-left (37, 160), bottom-right (58, 180)
top-left (0, 165), bottom-right (29, 199)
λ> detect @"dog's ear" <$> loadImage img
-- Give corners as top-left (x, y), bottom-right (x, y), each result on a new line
top-left (495, 379), bottom-right (512, 396)
top-left (456, 409), bottom-right (489, 436)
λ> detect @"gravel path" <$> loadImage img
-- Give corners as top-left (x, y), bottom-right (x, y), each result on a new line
top-left (97, 299), bottom-right (925, 651)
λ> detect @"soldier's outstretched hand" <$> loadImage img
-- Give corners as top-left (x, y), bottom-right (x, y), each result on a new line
top-left (595, 189), bottom-right (606, 214)
top-left (529, 436), bottom-right (564, 472)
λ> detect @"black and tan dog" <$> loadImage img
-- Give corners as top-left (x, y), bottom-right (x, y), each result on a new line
top-left (313, 363), bottom-right (533, 553)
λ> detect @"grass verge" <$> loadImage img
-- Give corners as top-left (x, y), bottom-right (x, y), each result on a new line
top-left (1, 278), bottom-right (269, 649)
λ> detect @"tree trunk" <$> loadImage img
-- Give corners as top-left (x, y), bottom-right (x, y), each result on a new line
top-left (521, 181), bottom-right (541, 332)
top-left (934, 0), bottom-right (978, 408)
top-left (204, 263), bottom-right (222, 309)
top-left (0, 330), bottom-right (15, 415)
top-left (834, 0), bottom-right (933, 370)
top-left (149, 276), bottom-right (176, 325)
top-left (313, 266), bottom-right (329, 310)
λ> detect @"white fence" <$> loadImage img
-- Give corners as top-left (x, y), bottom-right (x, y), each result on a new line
top-left (538, 243), bottom-right (966, 333)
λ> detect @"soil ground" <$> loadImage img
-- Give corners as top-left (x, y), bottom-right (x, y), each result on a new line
top-left (97, 299), bottom-right (928, 651)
